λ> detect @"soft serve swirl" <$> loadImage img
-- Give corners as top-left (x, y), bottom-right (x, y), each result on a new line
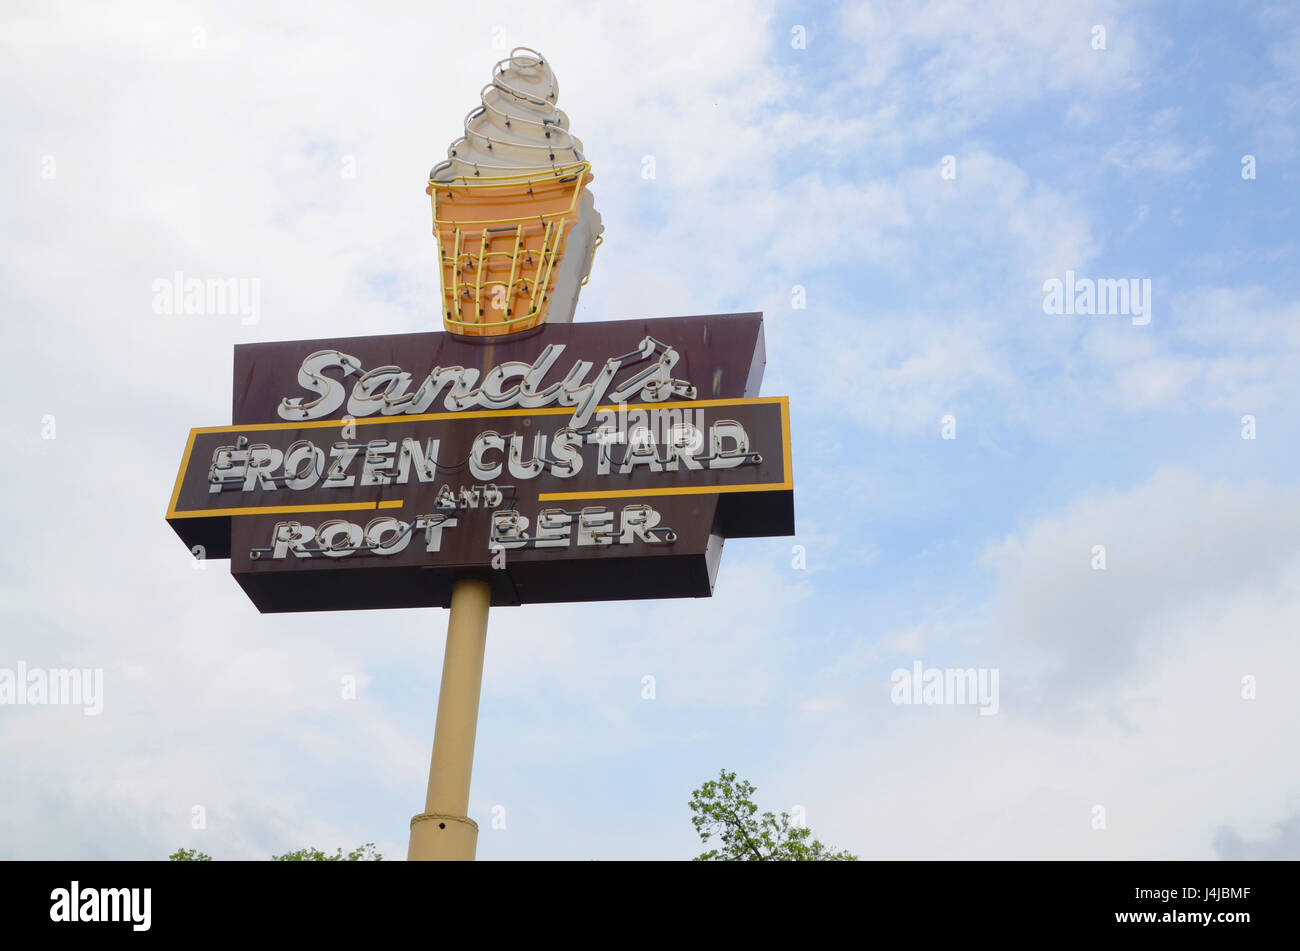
top-left (431, 48), bottom-right (587, 182)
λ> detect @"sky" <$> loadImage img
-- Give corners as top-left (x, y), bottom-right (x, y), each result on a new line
top-left (1, 0), bottom-right (1298, 860)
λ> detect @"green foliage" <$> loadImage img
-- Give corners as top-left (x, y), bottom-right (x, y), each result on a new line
top-left (168, 844), bottom-right (382, 861)
top-left (168, 848), bottom-right (212, 861)
top-left (688, 769), bottom-right (857, 861)
top-left (272, 844), bottom-right (383, 862)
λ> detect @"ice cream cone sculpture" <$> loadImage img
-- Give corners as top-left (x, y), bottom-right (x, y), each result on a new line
top-left (427, 48), bottom-right (603, 337)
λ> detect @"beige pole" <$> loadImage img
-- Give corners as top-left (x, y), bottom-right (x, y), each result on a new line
top-left (408, 578), bottom-right (492, 861)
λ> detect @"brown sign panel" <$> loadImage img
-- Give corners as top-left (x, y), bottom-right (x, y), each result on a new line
top-left (166, 314), bottom-right (794, 612)
top-left (230, 312), bottom-right (767, 425)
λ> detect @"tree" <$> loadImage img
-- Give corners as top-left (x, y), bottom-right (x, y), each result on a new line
top-left (273, 844), bottom-right (382, 862)
top-left (168, 848), bottom-right (212, 861)
top-left (168, 844), bottom-right (382, 861)
top-left (688, 769), bottom-right (857, 861)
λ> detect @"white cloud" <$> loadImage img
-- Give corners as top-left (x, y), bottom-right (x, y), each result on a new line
top-left (838, 0), bottom-right (1146, 141)
top-left (1214, 812), bottom-right (1300, 859)
top-left (793, 468), bottom-right (1300, 858)
top-left (1102, 108), bottom-right (1215, 175)
top-left (1073, 285), bottom-right (1300, 413)
top-left (979, 467), bottom-right (1300, 701)
top-left (1228, 4), bottom-right (1300, 160)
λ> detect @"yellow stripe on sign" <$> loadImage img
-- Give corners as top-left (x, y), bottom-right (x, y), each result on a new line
top-left (183, 396), bottom-right (790, 435)
top-left (538, 482), bottom-right (788, 502)
top-left (168, 500), bottom-right (400, 519)
top-left (166, 428), bottom-right (199, 519)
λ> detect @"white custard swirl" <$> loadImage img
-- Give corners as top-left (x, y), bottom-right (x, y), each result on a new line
top-left (431, 47), bottom-right (587, 182)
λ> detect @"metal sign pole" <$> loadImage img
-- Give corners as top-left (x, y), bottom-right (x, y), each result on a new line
top-left (408, 578), bottom-right (491, 860)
